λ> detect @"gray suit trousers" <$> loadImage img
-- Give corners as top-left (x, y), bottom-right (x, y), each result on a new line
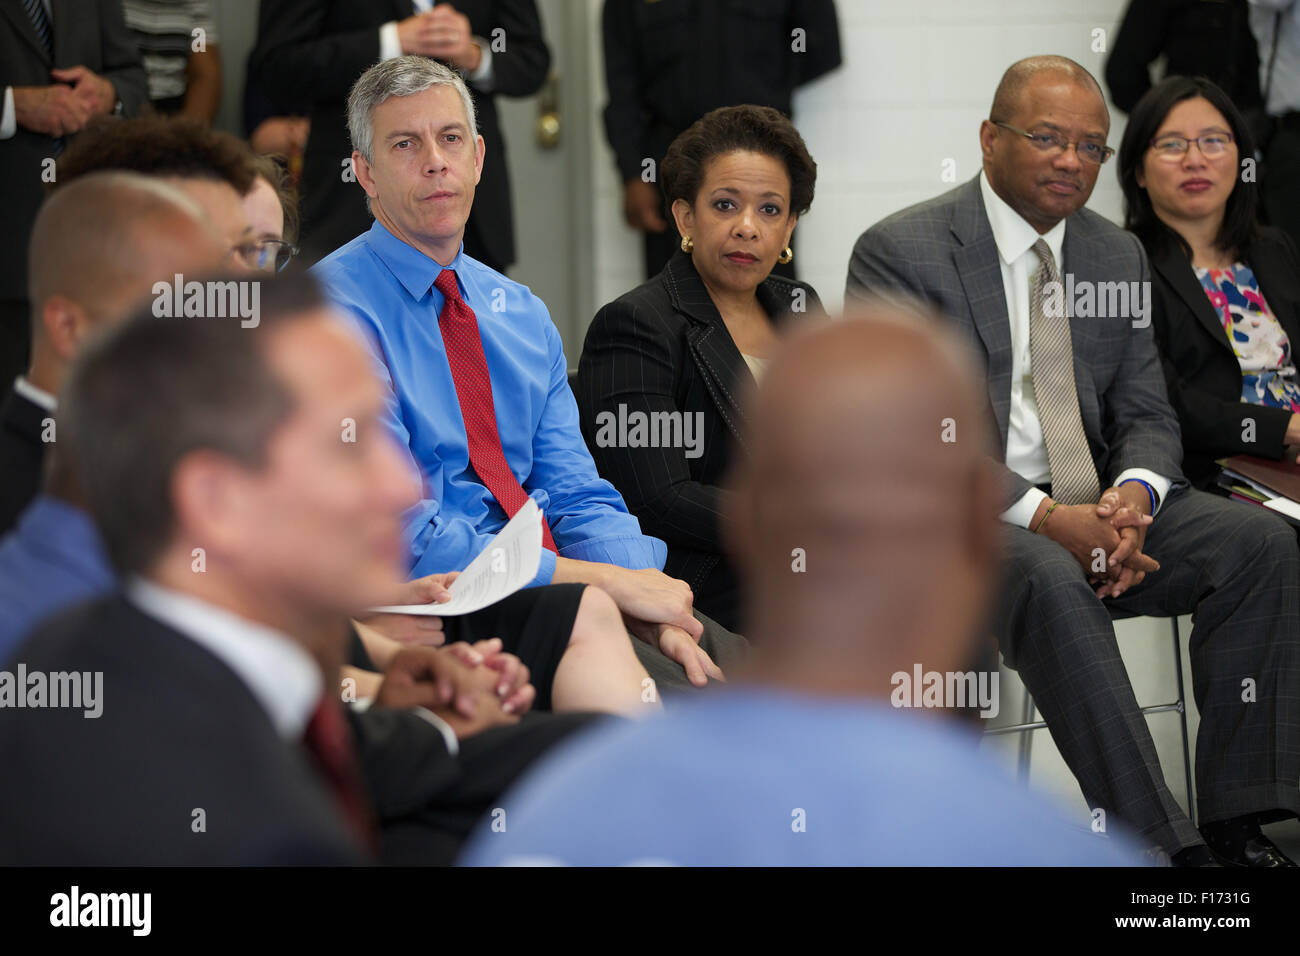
top-left (630, 611), bottom-right (749, 699)
top-left (996, 487), bottom-right (1300, 854)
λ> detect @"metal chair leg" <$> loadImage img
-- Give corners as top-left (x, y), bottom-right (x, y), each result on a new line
top-left (1016, 689), bottom-right (1035, 783)
top-left (1170, 616), bottom-right (1196, 827)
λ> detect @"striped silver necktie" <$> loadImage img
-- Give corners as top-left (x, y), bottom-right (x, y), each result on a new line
top-left (1029, 239), bottom-right (1100, 505)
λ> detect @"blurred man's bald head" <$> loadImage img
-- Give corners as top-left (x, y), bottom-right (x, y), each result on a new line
top-left (28, 171), bottom-right (222, 330)
top-left (726, 302), bottom-right (1001, 697)
top-left (23, 172), bottom-right (229, 503)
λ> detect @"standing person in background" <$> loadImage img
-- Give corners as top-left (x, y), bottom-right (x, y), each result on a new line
top-left (1106, 0), bottom-right (1261, 114)
top-left (0, 0), bottom-right (147, 394)
top-left (601, 0), bottom-right (840, 280)
top-left (1249, 1), bottom-right (1300, 248)
top-left (250, 0), bottom-right (550, 270)
top-left (122, 0), bottom-right (222, 122)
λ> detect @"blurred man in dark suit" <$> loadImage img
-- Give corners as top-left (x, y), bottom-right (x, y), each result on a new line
top-left (250, 0), bottom-right (549, 270)
top-left (0, 0), bottom-right (147, 388)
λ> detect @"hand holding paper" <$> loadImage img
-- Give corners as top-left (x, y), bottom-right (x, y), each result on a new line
top-left (368, 500), bottom-right (544, 617)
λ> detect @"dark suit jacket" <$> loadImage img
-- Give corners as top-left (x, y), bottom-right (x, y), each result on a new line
top-left (1105, 0), bottom-right (1260, 114)
top-left (1147, 227), bottom-right (1300, 488)
top-left (0, 595), bottom-right (364, 865)
top-left (0, 0), bottom-right (147, 300)
top-left (250, 0), bottom-right (550, 268)
top-left (601, 0), bottom-right (841, 183)
top-left (576, 250), bottom-right (821, 631)
top-left (0, 382), bottom-right (46, 534)
top-left (846, 176), bottom-right (1187, 509)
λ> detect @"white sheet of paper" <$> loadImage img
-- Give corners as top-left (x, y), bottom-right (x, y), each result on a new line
top-left (368, 499), bottom-right (544, 617)
top-left (1264, 496), bottom-right (1300, 521)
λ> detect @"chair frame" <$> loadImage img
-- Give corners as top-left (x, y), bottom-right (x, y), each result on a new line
top-left (984, 617), bottom-right (1196, 826)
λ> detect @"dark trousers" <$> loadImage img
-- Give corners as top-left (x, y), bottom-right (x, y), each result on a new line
top-left (1263, 125), bottom-right (1300, 252)
top-left (629, 609), bottom-right (749, 700)
top-left (0, 299), bottom-right (30, 391)
top-left (995, 487), bottom-right (1300, 854)
top-left (374, 710), bottom-right (605, 865)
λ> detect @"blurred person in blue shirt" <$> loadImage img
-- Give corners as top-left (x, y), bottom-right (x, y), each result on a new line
top-left (461, 304), bottom-right (1148, 866)
top-left (314, 56), bottom-right (748, 694)
top-left (0, 172), bottom-right (227, 661)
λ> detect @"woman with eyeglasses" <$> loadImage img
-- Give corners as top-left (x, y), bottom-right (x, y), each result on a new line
top-left (240, 153), bottom-right (301, 273)
top-left (1119, 75), bottom-right (1300, 490)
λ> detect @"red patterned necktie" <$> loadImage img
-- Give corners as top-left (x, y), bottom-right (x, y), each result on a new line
top-left (434, 269), bottom-right (558, 552)
top-left (302, 696), bottom-right (376, 852)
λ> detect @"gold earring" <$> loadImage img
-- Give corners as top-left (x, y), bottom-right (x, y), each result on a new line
top-left (680, 235), bottom-right (694, 254)
top-left (777, 246), bottom-right (793, 264)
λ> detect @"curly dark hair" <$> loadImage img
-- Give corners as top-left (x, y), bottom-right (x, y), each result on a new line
top-left (55, 115), bottom-right (259, 196)
top-left (660, 105), bottom-right (817, 216)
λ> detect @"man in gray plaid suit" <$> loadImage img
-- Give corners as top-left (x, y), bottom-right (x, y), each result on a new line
top-left (846, 55), bottom-right (1300, 866)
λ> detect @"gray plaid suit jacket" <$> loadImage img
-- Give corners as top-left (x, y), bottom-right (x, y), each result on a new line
top-left (845, 175), bottom-right (1188, 509)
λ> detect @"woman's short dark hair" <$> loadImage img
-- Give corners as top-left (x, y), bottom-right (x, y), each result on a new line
top-left (1118, 75), bottom-right (1259, 261)
top-left (660, 105), bottom-right (817, 216)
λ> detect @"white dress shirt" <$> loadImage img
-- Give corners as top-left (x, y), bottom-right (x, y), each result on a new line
top-left (127, 577), bottom-right (322, 740)
top-left (1, 0), bottom-right (53, 140)
top-left (12, 375), bottom-right (57, 412)
top-left (978, 172), bottom-right (1171, 527)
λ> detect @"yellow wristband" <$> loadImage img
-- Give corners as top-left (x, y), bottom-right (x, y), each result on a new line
top-left (1032, 501), bottom-right (1059, 534)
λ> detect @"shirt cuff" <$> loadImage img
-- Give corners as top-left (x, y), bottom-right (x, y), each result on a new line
top-left (411, 706), bottom-right (459, 756)
top-left (528, 546), bottom-right (558, 587)
top-left (379, 21), bottom-right (402, 61)
top-left (1, 87), bottom-right (16, 140)
top-left (1001, 487), bottom-right (1049, 529)
top-left (1114, 468), bottom-right (1171, 516)
top-left (466, 37), bottom-right (494, 89)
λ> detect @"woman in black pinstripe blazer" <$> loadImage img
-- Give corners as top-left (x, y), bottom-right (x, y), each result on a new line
top-left (576, 106), bottom-right (822, 631)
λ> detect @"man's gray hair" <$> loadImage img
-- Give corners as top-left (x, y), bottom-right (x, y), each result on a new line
top-left (347, 55), bottom-right (479, 163)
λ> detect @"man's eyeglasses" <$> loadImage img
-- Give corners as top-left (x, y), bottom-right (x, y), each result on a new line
top-left (994, 121), bottom-right (1115, 165)
top-left (232, 238), bottom-right (299, 273)
top-left (1148, 132), bottom-right (1235, 162)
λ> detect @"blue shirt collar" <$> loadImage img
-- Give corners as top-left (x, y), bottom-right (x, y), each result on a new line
top-left (365, 219), bottom-right (467, 303)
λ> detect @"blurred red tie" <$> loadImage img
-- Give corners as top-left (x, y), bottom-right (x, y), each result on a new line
top-left (302, 696), bottom-right (376, 853)
top-left (434, 269), bottom-right (558, 552)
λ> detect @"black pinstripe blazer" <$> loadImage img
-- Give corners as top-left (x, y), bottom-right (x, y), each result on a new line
top-left (576, 250), bottom-right (821, 631)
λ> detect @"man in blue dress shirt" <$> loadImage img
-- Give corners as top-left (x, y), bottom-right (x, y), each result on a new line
top-left (462, 308), bottom-right (1148, 866)
top-left (314, 56), bottom-right (747, 692)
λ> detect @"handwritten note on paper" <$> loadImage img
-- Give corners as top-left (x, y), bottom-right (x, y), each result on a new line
top-left (368, 499), bottom-right (544, 617)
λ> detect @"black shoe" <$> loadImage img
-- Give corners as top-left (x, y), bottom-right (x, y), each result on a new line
top-left (1209, 836), bottom-right (1297, 868)
top-left (1170, 845), bottom-right (1219, 867)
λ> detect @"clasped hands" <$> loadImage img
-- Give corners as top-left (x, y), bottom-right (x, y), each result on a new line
top-left (360, 573), bottom-right (531, 739)
top-left (14, 66), bottom-right (116, 138)
top-left (1035, 483), bottom-right (1160, 600)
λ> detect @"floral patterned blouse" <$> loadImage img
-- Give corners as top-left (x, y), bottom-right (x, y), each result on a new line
top-left (1195, 262), bottom-right (1300, 411)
